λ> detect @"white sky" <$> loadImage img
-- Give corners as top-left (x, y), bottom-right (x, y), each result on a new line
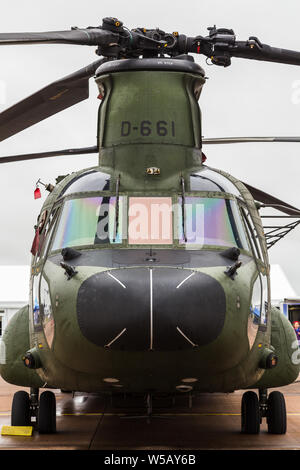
top-left (0, 0), bottom-right (299, 295)
top-left (0, 266), bottom-right (30, 302)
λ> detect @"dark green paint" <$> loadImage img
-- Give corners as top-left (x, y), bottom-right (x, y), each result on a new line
top-left (0, 305), bottom-right (43, 388)
top-left (1, 60), bottom-right (299, 399)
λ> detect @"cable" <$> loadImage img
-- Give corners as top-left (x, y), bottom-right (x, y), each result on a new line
top-left (87, 395), bottom-right (108, 450)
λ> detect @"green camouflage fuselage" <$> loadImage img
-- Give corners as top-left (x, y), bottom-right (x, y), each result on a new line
top-left (1, 58), bottom-right (299, 395)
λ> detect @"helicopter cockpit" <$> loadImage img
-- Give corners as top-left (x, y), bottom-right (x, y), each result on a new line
top-left (43, 166), bottom-right (260, 257)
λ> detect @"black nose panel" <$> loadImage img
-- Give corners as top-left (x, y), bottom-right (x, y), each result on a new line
top-left (77, 268), bottom-right (226, 351)
top-left (77, 268), bottom-right (150, 351)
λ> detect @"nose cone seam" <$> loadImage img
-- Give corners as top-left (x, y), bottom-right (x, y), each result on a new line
top-left (77, 268), bottom-right (226, 351)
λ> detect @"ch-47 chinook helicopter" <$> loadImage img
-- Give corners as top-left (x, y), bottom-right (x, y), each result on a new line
top-left (1, 17), bottom-right (300, 436)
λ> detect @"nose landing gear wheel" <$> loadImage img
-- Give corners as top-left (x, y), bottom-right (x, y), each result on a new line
top-left (11, 389), bottom-right (57, 433)
top-left (11, 390), bottom-right (31, 426)
top-left (241, 391), bottom-right (260, 434)
top-left (267, 391), bottom-right (287, 434)
top-left (37, 391), bottom-right (56, 434)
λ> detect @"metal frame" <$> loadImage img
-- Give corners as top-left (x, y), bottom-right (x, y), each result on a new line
top-left (260, 215), bottom-right (300, 249)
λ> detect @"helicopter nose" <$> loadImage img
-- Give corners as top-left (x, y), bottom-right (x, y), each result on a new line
top-left (76, 267), bottom-right (226, 351)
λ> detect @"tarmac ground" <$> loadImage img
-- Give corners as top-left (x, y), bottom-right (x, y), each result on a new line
top-left (0, 376), bottom-right (300, 451)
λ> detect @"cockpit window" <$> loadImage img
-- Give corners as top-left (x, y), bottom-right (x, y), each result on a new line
top-left (177, 197), bottom-right (249, 249)
top-left (37, 208), bottom-right (59, 259)
top-left (52, 196), bottom-right (123, 250)
top-left (240, 206), bottom-right (263, 260)
top-left (50, 194), bottom-right (250, 251)
top-left (190, 168), bottom-right (241, 197)
top-left (128, 197), bottom-right (173, 245)
top-left (60, 170), bottom-right (110, 197)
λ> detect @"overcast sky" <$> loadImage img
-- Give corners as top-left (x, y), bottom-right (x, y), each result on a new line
top-left (0, 0), bottom-right (299, 295)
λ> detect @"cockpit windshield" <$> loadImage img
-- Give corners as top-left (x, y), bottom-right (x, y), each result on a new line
top-left (177, 197), bottom-right (249, 249)
top-left (51, 194), bottom-right (249, 251)
top-left (52, 197), bottom-right (123, 250)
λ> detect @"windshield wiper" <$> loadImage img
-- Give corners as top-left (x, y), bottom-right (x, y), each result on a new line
top-left (181, 176), bottom-right (187, 242)
top-left (113, 174), bottom-right (120, 243)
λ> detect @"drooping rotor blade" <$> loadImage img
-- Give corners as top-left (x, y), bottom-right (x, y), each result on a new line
top-left (202, 137), bottom-right (300, 144)
top-left (243, 182), bottom-right (300, 216)
top-left (232, 41), bottom-right (300, 67)
top-left (0, 58), bottom-right (106, 142)
top-left (0, 19), bottom-right (167, 56)
top-left (0, 28), bottom-right (117, 46)
top-left (0, 145), bottom-right (98, 164)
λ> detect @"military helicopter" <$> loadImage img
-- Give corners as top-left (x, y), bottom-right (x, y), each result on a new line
top-left (0, 17), bottom-right (300, 436)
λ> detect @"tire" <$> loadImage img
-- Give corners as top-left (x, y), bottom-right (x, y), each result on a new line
top-left (11, 390), bottom-right (31, 426)
top-left (38, 391), bottom-right (56, 434)
top-left (241, 391), bottom-right (260, 434)
top-left (267, 391), bottom-right (286, 434)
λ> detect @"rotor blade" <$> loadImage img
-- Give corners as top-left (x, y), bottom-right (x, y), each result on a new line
top-left (0, 58), bottom-right (105, 142)
top-left (243, 182), bottom-right (300, 216)
top-left (232, 41), bottom-right (300, 67)
top-left (202, 136), bottom-right (300, 144)
top-left (0, 28), bottom-right (117, 46)
top-left (0, 145), bottom-right (98, 164)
